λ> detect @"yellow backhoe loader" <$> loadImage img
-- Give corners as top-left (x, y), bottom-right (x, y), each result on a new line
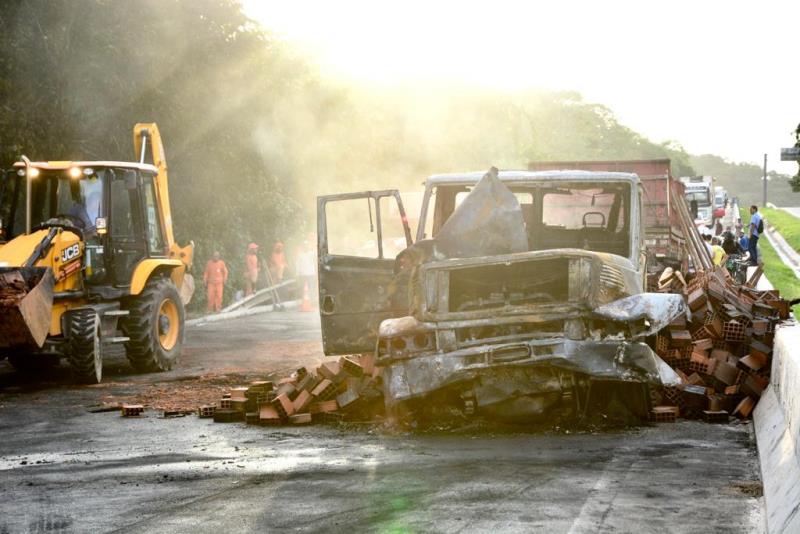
top-left (0, 123), bottom-right (194, 383)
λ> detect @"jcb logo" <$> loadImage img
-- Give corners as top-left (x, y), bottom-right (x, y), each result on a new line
top-left (61, 244), bottom-right (80, 263)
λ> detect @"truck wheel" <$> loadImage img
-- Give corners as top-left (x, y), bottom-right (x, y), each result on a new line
top-left (123, 277), bottom-right (184, 372)
top-left (68, 309), bottom-right (102, 384)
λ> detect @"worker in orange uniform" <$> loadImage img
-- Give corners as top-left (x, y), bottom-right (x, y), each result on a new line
top-left (268, 241), bottom-right (287, 283)
top-left (203, 251), bottom-right (228, 312)
top-left (244, 243), bottom-right (260, 296)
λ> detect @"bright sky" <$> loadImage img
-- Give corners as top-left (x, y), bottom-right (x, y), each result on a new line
top-left (243, 0), bottom-right (800, 174)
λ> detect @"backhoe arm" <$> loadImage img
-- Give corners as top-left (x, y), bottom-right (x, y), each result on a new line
top-left (133, 123), bottom-right (193, 270)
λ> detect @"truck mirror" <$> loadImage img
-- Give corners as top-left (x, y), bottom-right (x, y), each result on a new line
top-left (126, 174), bottom-right (138, 190)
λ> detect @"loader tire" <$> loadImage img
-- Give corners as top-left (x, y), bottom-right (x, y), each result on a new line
top-left (68, 309), bottom-right (102, 384)
top-left (123, 277), bottom-right (184, 373)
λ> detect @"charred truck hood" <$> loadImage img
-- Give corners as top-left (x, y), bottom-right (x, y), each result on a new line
top-left (377, 247), bottom-right (684, 416)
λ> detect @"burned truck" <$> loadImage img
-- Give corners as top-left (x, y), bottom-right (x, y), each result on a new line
top-left (317, 168), bottom-right (685, 422)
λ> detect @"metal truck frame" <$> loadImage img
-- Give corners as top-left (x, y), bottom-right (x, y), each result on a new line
top-left (317, 169), bottom-right (684, 421)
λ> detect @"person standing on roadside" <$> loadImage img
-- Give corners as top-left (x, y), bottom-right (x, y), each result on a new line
top-left (268, 241), bottom-right (287, 283)
top-left (244, 243), bottom-right (260, 296)
top-left (203, 251), bottom-right (228, 312)
top-left (748, 205), bottom-right (763, 266)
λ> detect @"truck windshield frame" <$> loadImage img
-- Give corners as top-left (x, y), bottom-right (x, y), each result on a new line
top-left (420, 181), bottom-right (633, 260)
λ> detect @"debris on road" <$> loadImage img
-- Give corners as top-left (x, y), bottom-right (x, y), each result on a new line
top-left (121, 404), bottom-right (144, 417)
top-left (648, 265), bottom-right (790, 422)
top-left (208, 354), bottom-right (384, 426)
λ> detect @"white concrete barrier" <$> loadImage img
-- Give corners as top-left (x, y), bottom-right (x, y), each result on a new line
top-left (754, 322), bottom-right (800, 533)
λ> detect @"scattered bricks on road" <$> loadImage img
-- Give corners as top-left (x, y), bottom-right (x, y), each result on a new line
top-left (668, 315), bottom-right (687, 330)
top-left (723, 320), bottom-right (747, 342)
top-left (245, 412), bottom-right (259, 425)
top-left (292, 390), bottom-right (313, 413)
top-left (710, 348), bottom-right (733, 361)
top-left (662, 349), bottom-right (685, 367)
top-left (680, 385), bottom-right (709, 412)
top-left (670, 330), bottom-right (693, 347)
top-left (753, 302), bottom-right (778, 317)
top-left (733, 397), bottom-right (756, 419)
top-left (213, 409), bottom-right (243, 423)
top-left (703, 410), bottom-right (729, 423)
top-left (198, 405), bottom-right (216, 418)
top-left (687, 372), bottom-right (706, 386)
top-left (318, 361), bottom-right (346, 383)
top-left (694, 338), bottom-right (714, 352)
top-left (738, 354), bottom-right (767, 373)
top-left (271, 393), bottom-right (295, 420)
top-left (766, 299), bottom-right (790, 319)
top-left (229, 398), bottom-right (248, 413)
top-left (752, 319), bottom-right (769, 336)
top-left (741, 374), bottom-right (769, 398)
top-left (650, 406), bottom-right (679, 423)
top-left (663, 386), bottom-right (682, 405)
top-left (749, 340), bottom-right (772, 361)
top-left (335, 388), bottom-right (361, 411)
top-left (688, 287), bottom-right (707, 311)
top-left (276, 382), bottom-right (299, 401)
top-left (289, 413), bottom-right (313, 425)
top-left (655, 334), bottom-right (669, 355)
top-left (340, 356), bottom-right (364, 377)
top-left (219, 398), bottom-right (233, 410)
top-left (249, 380), bottom-right (274, 393)
top-left (712, 360), bottom-right (740, 386)
top-left (724, 385), bottom-right (740, 395)
top-left (121, 404), bottom-right (144, 417)
top-left (311, 379), bottom-right (337, 400)
top-left (311, 399), bottom-right (338, 412)
top-left (704, 313), bottom-right (724, 337)
top-left (229, 387), bottom-right (249, 399)
top-left (295, 373), bottom-right (319, 393)
top-left (258, 404), bottom-right (282, 425)
top-left (360, 353), bottom-right (375, 376)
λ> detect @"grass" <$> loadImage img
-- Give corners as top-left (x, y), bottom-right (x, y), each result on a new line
top-left (762, 207), bottom-right (800, 253)
top-left (740, 208), bottom-right (800, 314)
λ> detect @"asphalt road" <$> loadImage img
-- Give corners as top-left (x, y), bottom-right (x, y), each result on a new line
top-left (0, 311), bottom-right (764, 533)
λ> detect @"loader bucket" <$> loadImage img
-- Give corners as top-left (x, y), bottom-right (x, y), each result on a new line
top-left (0, 267), bottom-right (55, 349)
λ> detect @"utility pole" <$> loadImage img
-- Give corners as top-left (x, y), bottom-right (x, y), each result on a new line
top-left (763, 153), bottom-right (767, 208)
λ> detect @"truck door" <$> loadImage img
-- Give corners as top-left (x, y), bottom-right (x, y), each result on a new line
top-left (317, 190), bottom-right (412, 355)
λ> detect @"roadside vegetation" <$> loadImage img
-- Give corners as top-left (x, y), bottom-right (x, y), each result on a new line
top-left (762, 207), bottom-right (800, 252)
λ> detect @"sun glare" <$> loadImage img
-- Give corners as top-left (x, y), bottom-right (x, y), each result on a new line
top-left (243, 0), bottom-right (800, 173)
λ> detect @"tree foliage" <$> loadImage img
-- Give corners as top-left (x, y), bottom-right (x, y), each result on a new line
top-left (1, 0), bottom-right (708, 308)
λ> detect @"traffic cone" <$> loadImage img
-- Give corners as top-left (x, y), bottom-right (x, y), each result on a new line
top-left (300, 281), bottom-right (313, 312)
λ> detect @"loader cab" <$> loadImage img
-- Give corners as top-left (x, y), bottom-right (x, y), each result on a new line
top-left (0, 163), bottom-right (167, 291)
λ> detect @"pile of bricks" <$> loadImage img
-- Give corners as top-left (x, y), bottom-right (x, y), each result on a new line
top-left (649, 266), bottom-right (789, 423)
top-left (204, 354), bottom-right (383, 425)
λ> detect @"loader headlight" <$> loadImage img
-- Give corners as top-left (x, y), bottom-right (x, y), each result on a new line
top-left (69, 167), bottom-right (82, 179)
top-left (27, 168), bottom-right (39, 178)
top-left (95, 218), bottom-right (107, 235)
